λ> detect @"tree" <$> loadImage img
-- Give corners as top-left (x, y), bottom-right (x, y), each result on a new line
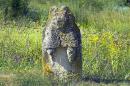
top-left (11, 0), bottom-right (29, 17)
top-left (127, 0), bottom-right (130, 3)
top-left (0, 0), bottom-right (29, 19)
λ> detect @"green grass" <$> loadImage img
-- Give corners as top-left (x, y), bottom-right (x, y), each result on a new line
top-left (81, 10), bottom-right (130, 80)
top-left (0, 0), bottom-right (130, 83)
top-left (0, 21), bottom-right (42, 72)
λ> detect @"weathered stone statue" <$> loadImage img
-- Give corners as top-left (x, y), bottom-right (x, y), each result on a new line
top-left (42, 6), bottom-right (82, 78)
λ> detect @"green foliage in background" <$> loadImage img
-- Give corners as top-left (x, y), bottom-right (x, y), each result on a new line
top-left (11, 0), bottom-right (29, 17)
top-left (0, 0), bottom-right (130, 82)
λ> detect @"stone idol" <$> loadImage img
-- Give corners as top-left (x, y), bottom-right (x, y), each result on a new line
top-left (42, 6), bottom-right (82, 77)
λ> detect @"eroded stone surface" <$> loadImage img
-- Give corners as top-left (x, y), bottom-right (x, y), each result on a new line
top-left (42, 6), bottom-right (82, 77)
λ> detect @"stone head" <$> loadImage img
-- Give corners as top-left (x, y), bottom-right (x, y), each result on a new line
top-left (48, 6), bottom-right (75, 29)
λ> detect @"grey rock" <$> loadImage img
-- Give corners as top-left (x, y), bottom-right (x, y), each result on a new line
top-left (42, 6), bottom-right (82, 78)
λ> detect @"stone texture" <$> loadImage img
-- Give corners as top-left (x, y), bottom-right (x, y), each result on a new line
top-left (42, 6), bottom-right (82, 77)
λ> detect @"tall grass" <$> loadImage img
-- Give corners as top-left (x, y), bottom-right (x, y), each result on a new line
top-left (0, 21), bottom-right (42, 72)
top-left (0, 0), bottom-right (129, 82)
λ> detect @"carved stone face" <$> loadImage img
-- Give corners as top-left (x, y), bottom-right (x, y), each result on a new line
top-left (48, 6), bottom-right (72, 29)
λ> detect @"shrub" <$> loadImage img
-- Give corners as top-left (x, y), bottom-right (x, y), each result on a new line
top-left (0, 0), bottom-right (29, 20)
top-left (11, 0), bottom-right (29, 17)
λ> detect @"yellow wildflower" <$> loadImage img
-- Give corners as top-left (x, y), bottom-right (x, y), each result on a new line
top-left (89, 34), bottom-right (99, 43)
top-left (109, 44), bottom-right (118, 55)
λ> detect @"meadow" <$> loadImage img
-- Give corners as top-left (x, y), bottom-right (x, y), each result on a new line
top-left (0, 0), bottom-right (130, 85)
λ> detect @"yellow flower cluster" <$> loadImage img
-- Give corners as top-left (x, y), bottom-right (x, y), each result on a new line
top-left (88, 31), bottom-right (120, 55)
top-left (88, 34), bottom-right (99, 43)
top-left (102, 32), bottom-right (120, 55)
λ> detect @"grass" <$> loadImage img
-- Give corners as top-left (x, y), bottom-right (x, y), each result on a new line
top-left (0, 21), bottom-right (42, 72)
top-left (0, 0), bottom-right (130, 85)
top-left (81, 10), bottom-right (130, 80)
